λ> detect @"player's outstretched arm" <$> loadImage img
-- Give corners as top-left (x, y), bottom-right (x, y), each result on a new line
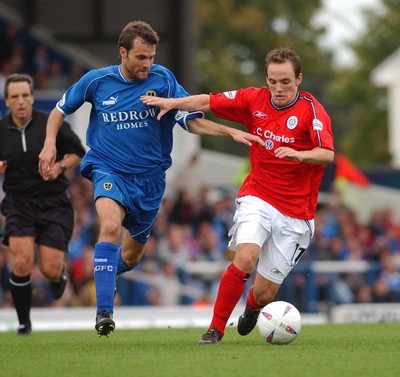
top-left (274, 146), bottom-right (334, 164)
top-left (38, 108), bottom-right (66, 177)
top-left (141, 94), bottom-right (211, 120)
top-left (187, 118), bottom-right (264, 147)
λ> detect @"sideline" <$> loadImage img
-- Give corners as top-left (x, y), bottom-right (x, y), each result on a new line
top-left (0, 305), bottom-right (327, 332)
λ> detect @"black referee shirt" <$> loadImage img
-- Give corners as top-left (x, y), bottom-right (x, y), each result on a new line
top-left (0, 109), bottom-right (85, 197)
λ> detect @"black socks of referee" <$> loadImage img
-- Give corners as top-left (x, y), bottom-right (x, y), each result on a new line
top-left (9, 273), bottom-right (32, 326)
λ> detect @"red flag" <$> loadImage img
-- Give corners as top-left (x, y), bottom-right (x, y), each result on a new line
top-left (335, 154), bottom-right (369, 187)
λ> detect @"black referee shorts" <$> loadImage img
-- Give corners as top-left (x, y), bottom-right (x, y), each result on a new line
top-left (1, 191), bottom-right (74, 252)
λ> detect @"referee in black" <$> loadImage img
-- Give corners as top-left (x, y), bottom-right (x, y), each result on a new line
top-left (0, 73), bottom-right (85, 335)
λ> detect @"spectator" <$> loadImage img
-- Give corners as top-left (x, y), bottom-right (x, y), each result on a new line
top-left (158, 223), bottom-right (193, 303)
top-left (48, 60), bottom-right (69, 90)
top-left (194, 220), bottom-right (222, 262)
top-left (169, 189), bottom-right (196, 226)
top-left (379, 251), bottom-right (400, 301)
top-left (175, 153), bottom-right (203, 200)
top-left (71, 245), bottom-right (96, 306)
top-left (157, 260), bottom-right (183, 305)
top-left (0, 23), bottom-right (21, 68)
top-left (32, 43), bottom-right (50, 74)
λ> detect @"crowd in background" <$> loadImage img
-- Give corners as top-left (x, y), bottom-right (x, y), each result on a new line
top-left (0, 20), bottom-right (86, 95)
top-left (1, 17), bottom-right (400, 313)
top-left (1, 164), bottom-right (400, 313)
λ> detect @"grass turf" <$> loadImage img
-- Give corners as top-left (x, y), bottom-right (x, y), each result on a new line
top-left (0, 323), bottom-right (398, 377)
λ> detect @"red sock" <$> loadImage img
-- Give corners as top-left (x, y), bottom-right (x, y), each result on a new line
top-left (209, 263), bottom-right (250, 336)
top-left (246, 286), bottom-right (277, 311)
top-left (246, 286), bottom-right (261, 311)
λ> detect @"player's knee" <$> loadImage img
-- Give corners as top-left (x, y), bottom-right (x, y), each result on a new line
top-left (12, 258), bottom-right (32, 276)
top-left (122, 247), bottom-right (144, 266)
top-left (41, 263), bottom-right (62, 280)
top-left (233, 251), bottom-right (257, 273)
top-left (99, 219), bottom-right (121, 241)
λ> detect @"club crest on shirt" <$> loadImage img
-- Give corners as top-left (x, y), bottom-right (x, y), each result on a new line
top-left (286, 116), bottom-right (298, 129)
top-left (145, 90), bottom-right (157, 97)
top-left (313, 119), bottom-right (323, 131)
top-left (103, 182), bottom-right (113, 191)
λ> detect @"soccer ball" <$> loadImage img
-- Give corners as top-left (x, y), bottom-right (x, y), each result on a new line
top-left (257, 301), bottom-right (302, 344)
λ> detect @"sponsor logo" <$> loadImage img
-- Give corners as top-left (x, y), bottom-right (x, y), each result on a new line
top-left (265, 140), bottom-right (274, 150)
top-left (101, 108), bottom-right (156, 122)
top-left (286, 115), bottom-right (298, 129)
top-left (94, 258), bottom-right (108, 262)
top-left (103, 182), bottom-right (113, 191)
top-left (102, 96), bottom-right (118, 106)
top-left (101, 108), bottom-right (157, 130)
top-left (222, 90), bottom-right (237, 99)
top-left (256, 127), bottom-right (296, 146)
top-left (175, 110), bottom-right (189, 121)
top-left (313, 119), bottom-right (323, 131)
top-left (271, 268), bottom-right (284, 276)
top-left (253, 110), bottom-right (268, 119)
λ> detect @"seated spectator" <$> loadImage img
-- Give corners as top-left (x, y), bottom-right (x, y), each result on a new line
top-left (379, 251), bottom-right (400, 301)
top-left (157, 260), bottom-right (183, 305)
top-left (48, 60), bottom-right (69, 90)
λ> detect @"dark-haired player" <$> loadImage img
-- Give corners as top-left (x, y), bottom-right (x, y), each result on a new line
top-left (39, 21), bottom-right (263, 337)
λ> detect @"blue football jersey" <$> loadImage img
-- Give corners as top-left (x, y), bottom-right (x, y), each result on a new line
top-left (56, 64), bottom-right (201, 174)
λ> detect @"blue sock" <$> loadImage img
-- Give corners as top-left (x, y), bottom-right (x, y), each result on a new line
top-left (94, 242), bottom-right (118, 314)
top-left (116, 246), bottom-right (137, 275)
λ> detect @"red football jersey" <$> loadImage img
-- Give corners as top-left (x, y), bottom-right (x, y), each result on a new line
top-left (210, 87), bottom-right (334, 220)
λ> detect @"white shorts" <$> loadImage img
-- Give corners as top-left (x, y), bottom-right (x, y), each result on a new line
top-left (228, 195), bottom-right (314, 284)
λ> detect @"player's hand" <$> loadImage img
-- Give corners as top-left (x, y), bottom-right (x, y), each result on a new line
top-left (230, 128), bottom-right (264, 147)
top-left (141, 95), bottom-right (172, 120)
top-left (274, 146), bottom-right (301, 161)
top-left (0, 160), bottom-right (7, 175)
top-left (38, 142), bottom-right (57, 180)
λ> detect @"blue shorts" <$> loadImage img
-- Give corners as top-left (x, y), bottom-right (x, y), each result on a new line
top-left (86, 166), bottom-right (166, 243)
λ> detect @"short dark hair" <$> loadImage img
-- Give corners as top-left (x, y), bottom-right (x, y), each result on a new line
top-left (4, 73), bottom-right (34, 98)
top-left (265, 48), bottom-right (302, 78)
top-left (118, 20), bottom-right (159, 51)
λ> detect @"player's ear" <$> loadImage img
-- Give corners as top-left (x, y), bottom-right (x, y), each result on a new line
top-left (120, 47), bottom-right (127, 59)
top-left (295, 73), bottom-right (302, 86)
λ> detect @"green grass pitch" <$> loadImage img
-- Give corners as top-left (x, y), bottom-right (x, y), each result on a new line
top-left (0, 323), bottom-right (398, 377)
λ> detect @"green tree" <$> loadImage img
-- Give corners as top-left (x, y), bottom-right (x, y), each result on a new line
top-left (327, 0), bottom-right (400, 165)
top-left (195, 0), bottom-right (334, 156)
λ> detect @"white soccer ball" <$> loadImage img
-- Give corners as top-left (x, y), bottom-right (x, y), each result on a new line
top-left (257, 301), bottom-right (302, 344)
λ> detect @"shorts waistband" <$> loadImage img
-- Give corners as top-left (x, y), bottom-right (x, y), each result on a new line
top-left (122, 165), bottom-right (165, 179)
